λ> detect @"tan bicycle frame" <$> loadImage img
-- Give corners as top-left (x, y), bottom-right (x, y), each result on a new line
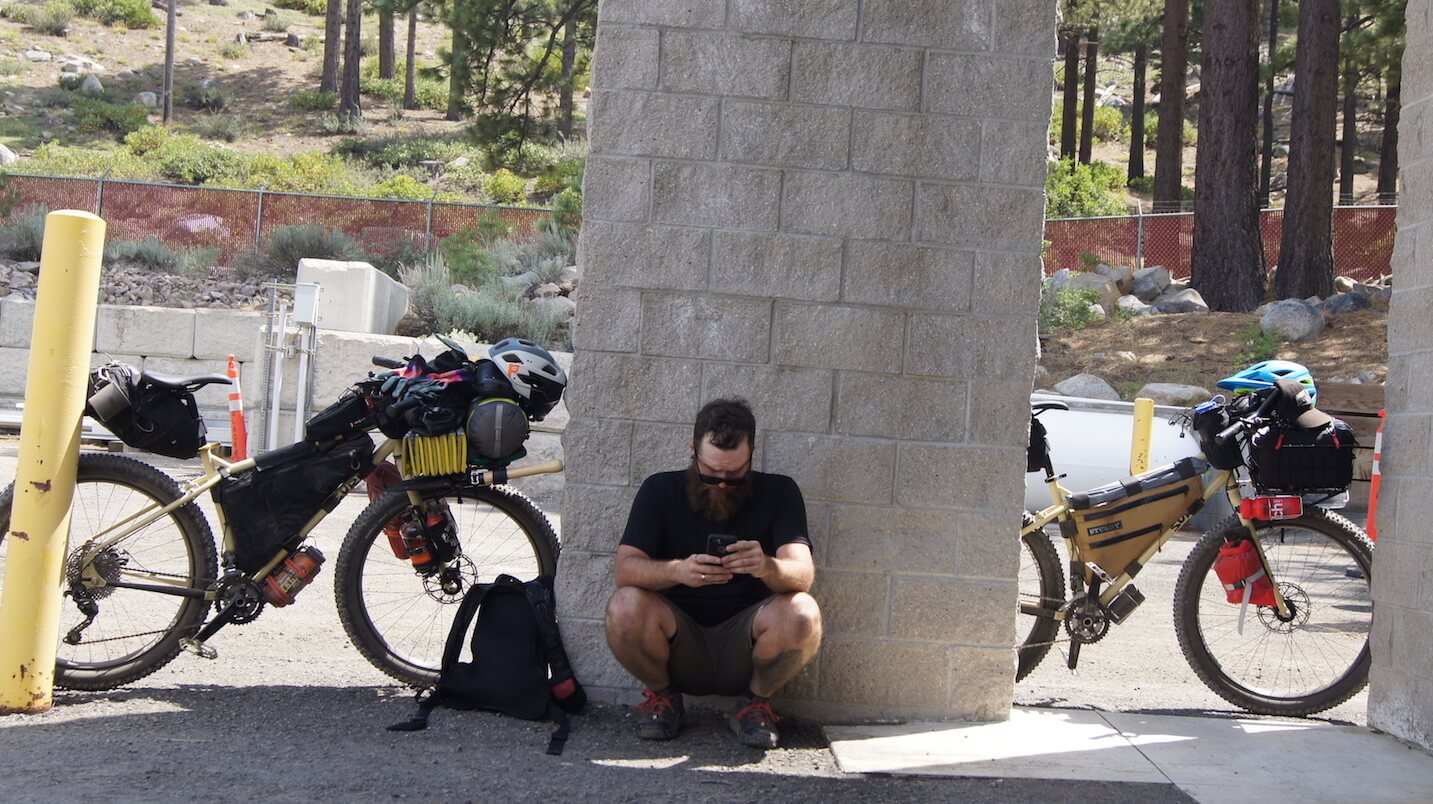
top-left (1022, 458), bottom-right (1291, 619)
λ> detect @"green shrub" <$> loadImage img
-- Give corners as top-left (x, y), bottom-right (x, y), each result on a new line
top-left (289, 89), bottom-right (336, 111)
top-left (1079, 251), bottom-right (1100, 269)
top-left (1039, 287), bottom-right (1104, 332)
top-left (359, 65), bottom-right (449, 113)
top-left (18, 0), bottom-right (75, 36)
top-left (533, 154), bottom-right (584, 199)
top-left (56, 72), bottom-right (84, 91)
top-left (261, 11), bottom-right (289, 33)
top-left (220, 41), bottom-right (250, 60)
top-left (181, 83), bottom-right (227, 111)
top-left (1090, 105), bottom-right (1127, 142)
top-left (71, 0), bottom-right (155, 27)
top-left (369, 173), bottom-right (432, 200)
top-left (402, 252), bottom-right (563, 346)
top-left (123, 124), bottom-right (170, 155)
top-left (240, 224), bottom-right (369, 279)
top-left (0, 57), bottom-right (27, 76)
top-left (1045, 158), bottom-right (1129, 218)
top-left (225, 150), bottom-right (366, 195)
top-left (273, 0), bottom-right (326, 15)
top-left (301, 33), bottom-right (322, 52)
top-left (104, 236), bottom-right (181, 270)
top-left (484, 169), bottom-right (528, 205)
top-left (23, 142), bottom-right (157, 179)
top-left (335, 133), bottom-right (470, 169)
top-left (73, 96), bottom-right (151, 137)
top-left (545, 186), bottom-right (582, 235)
top-left (191, 113), bottom-right (249, 143)
top-left (1143, 111), bottom-right (1197, 146)
top-left (1127, 174), bottom-right (1155, 194)
top-left (1233, 324), bottom-right (1284, 368)
top-left (152, 134), bottom-right (244, 184)
top-left (0, 204), bottom-right (50, 260)
top-left (318, 111), bottom-right (368, 135)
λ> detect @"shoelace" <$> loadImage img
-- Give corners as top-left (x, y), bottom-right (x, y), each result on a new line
top-left (733, 699), bottom-right (781, 726)
top-left (636, 689), bottom-right (675, 719)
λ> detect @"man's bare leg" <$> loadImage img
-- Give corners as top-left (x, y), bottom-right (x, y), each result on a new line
top-left (605, 586), bottom-right (678, 688)
top-left (749, 592), bottom-right (822, 697)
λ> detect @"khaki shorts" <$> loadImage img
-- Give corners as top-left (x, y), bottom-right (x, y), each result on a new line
top-left (661, 596), bottom-right (771, 697)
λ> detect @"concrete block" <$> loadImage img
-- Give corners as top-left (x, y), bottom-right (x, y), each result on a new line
top-left (774, 303), bottom-right (906, 373)
top-left (835, 371), bottom-right (966, 441)
top-left (812, 570), bottom-right (889, 637)
top-left (560, 417), bottom-right (633, 486)
top-left (967, 381), bottom-right (1038, 448)
top-left (553, 548), bottom-right (616, 621)
top-left (639, 292), bottom-right (772, 362)
top-left (311, 329), bottom-right (422, 404)
top-left (570, 286), bottom-right (642, 352)
top-left (851, 111), bottom-right (979, 182)
top-left (925, 53), bottom-right (1053, 122)
top-left (565, 352), bottom-right (702, 424)
top-left (578, 223), bottom-right (711, 291)
top-left (764, 431), bottom-right (894, 504)
top-left (951, 646), bottom-right (1018, 721)
top-left (581, 157), bottom-right (650, 225)
top-left (819, 639), bottom-right (950, 709)
top-left (0, 298), bottom-right (35, 348)
top-left (142, 356), bottom-right (232, 411)
top-left (629, 422), bottom-right (693, 486)
top-left (790, 42), bottom-right (923, 111)
top-left (906, 314), bottom-right (1037, 382)
top-left (560, 482), bottom-right (638, 552)
top-left (782, 172), bottom-right (913, 239)
top-left (916, 183), bottom-right (1045, 251)
top-left (720, 101), bottom-right (851, 171)
top-left (598, 0), bottom-right (726, 29)
top-left (1389, 285), bottom-right (1433, 355)
top-left (701, 363), bottom-right (834, 434)
top-left (710, 232), bottom-right (842, 303)
top-left (973, 252), bottom-right (1044, 317)
top-left (981, 120), bottom-right (1054, 188)
top-left (828, 506), bottom-right (1019, 579)
top-left (192, 309), bottom-right (265, 361)
top-left (560, 617), bottom-right (634, 691)
top-left (890, 575), bottom-right (1012, 644)
top-left (896, 443), bottom-right (1026, 511)
top-left (993, 0), bottom-right (1059, 56)
top-left (728, 0), bottom-right (858, 40)
top-left (843, 242), bottom-right (973, 313)
top-left (295, 260), bottom-right (409, 335)
top-left (860, 0), bottom-right (990, 50)
top-left (589, 25), bottom-right (659, 90)
top-left (589, 91), bottom-right (720, 160)
top-left (95, 304), bottom-right (196, 358)
top-left (0, 347), bottom-right (30, 396)
top-left (659, 32), bottom-right (792, 99)
top-left (652, 161), bottom-right (782, 231)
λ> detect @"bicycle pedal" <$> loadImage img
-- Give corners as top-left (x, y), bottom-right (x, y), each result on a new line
top-left (180, 638), bottom-right (218, 660)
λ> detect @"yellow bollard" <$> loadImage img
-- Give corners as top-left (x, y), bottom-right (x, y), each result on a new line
top-left (1130, 397), bottom-right (1154, 475)
top-left (0, 210), bottom-right (106, 714)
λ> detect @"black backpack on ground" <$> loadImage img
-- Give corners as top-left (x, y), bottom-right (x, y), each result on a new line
top-left (387, 574), bottom-right (586, 755)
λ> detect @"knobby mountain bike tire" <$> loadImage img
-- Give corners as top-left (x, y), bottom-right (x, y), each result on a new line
top-left (1173, 509), bottom-right (1373, 716)
top-left (334, 482), bottom-right (559, 688)
top-left (0, 453), bottom-right (217, 691)
top-left (1017, 512), bottom-right (1065, 682)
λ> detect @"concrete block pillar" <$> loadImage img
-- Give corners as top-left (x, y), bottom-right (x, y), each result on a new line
top-left (1369, 0), bottom-right (1433, 751)
top-left (561, 0), bottom-right (1055, 720)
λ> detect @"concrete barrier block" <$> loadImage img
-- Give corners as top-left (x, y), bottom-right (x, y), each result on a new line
top-left (652, 161), bottom-right (782, 231)
top-left (589, 91), bottom-right (720, 161)
top-left (296, 260), bottom-right (410, 335)
top-left (0, 347), bottom-right (31, 396)
top-left (311, 330), bottom-right (423, 404)
top-left (561, 418), bottom-right (633, 486)
top-left (925, 53), bottom-right (1052, 122)
top-left (192, 309), bottom-right (266, 361)
top-left (560, 482), bottom-right (637, 552)
top-left (660, 32), bottom-right (791, 99)
top-left (711, 232), bottom-right (842, 303)
top-left (95, 304), bottom-right (196, 358)
top-left (790, 41), bottom-right (923, 111)
top-left (0, 299), bottom-right (35, 348)
top-left (774, 303), bottom-right (905, 373)
top-left (554, 549), bottom-right (616, 620)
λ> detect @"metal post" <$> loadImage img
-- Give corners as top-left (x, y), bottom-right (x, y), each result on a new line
top-left (254, 182), bottom-right (268, 252)
top-left (95, 167), bottom-right (112, 216)
top-left (1130, 398), bottom-right (1154, 475)
top-left (1135, 201), bottom-right (1145, 270)
top-left (424, 189), bottom-right (437, 246)
top-left (0, 211), bottom-right (107, 714)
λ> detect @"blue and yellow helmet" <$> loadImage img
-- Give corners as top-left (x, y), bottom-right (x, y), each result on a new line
top-left (1216, 360), bottom-right (1317, 404)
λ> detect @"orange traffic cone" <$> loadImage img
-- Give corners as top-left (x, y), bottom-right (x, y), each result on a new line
top-left (226, 354), bottom-right (248, 460)
top-left (1366, 409), bottom-right (1385, 541)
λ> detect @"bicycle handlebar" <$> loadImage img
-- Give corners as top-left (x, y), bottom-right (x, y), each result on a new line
top-left (1215, 388), bottom-right (1280, 445)
top-left (372, 356), bottom-right (404, 369)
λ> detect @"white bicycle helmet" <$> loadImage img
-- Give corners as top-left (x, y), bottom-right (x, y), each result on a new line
top-left (489, 338), bottom-right (568, 421)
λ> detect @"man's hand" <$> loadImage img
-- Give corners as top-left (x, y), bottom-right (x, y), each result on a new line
top-left (682, 553), bottom-right (732, 587)
top-left (720, 540), bottom-right (771, 579)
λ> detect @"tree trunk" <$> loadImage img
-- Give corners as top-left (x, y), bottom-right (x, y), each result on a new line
top-left (403, 8), bottom-right (418, 110)
top-left (379, 10), bottom-right (395, 81)
top-left (1378, 76), bottom-right (1400, 204)
top-left (557, 14), bottom-right (577, 139)
top-left (1079, 28), bottom-right (1099, 164)
top-left (1129, 46), bottom-right (1147, 182)
top-left (446, 20), bottom-right (468, 121)
top-left (338, 0), bottom-right (363, 116)
top-left (1259, 0), bottom-right (1280, 207)
top-left (1061, 31), bottom-right (1081, 160)
top-left (162, 0), bottom-right (175, 123)
top-left (321, 0), bottom-right (342, 94)
top-left (1338, 65), bottom-right (1358, 205)
top-left (1275, 0), bottom-right (1339, 301)
top-left (1154, 0), bottom-right (1190, 212)
top-left (1192, 0), bottom-right (1265, 312)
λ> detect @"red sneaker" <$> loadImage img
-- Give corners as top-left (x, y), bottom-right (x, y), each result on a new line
top-left (729, 697), bottom-right (781, 749)
top-left (635, 688), bottom-right (684, 741)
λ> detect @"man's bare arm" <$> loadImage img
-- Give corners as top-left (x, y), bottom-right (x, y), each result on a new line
top-left (721, 541), bottom-right (814, 594)
top-left (614, 544), bottom-right (731, 590)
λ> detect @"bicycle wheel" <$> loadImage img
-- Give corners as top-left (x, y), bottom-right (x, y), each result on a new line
top-left (0, 453), bottom-right (217, 691)
top-left (1173, 509), bottom-right (1373, 716)
top-left (1017, 512), bottom-right (1065, 681)
top-left (335, 483), bottom-right (559, 687)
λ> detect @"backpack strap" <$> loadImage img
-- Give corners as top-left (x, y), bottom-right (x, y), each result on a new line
top-left (386, 581), bottom-right (493, 733)
top-left (545, 701), bottom-right (570, 755)
top-left (522, 576), bottom-right (587, 714)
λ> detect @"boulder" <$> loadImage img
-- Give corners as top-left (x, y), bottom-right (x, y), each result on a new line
top-left (1319, 291), bottom-right (1371, 318)
top-left (1153, 287), bottom-right (1209, 314)
top-left (1064, 271), bottom-right (1120, 314)
top-left (1334, 276), bottom-right (1355, 293)
top-left (1135, 383), bottom-right (1212, 406)
top-left (1046, 267), bottom-right (1072, 294)
top-left (533, 282), bottom-right (562, 299)
top-left (532, 295), bottom-right (577, 323)
top-left (21, 50), bottom-right (52, 62)
top-left (1116, 294), bottom-right (1154, 316)
top-left (1260, 298), bottom-right (1324, 342)
top-left (1052, 373), bottom-right (1121, 401)
top-left (1094, 263), bottom-right (1134, 295)
top-left (134, 91), bottom-right (159, 108)
top-left (1370, 287), bottom-right (1392, 310)
top-left (0, 143), bottom-right (17, 167)
top-left (166, 213), bottom-right (229, 241)
top-left (1132, 266), bottom-right (1171, 303)
top-left (79, 75), bottom-right (105, 96)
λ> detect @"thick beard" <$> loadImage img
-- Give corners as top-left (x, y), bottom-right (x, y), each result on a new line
top-left (686, 464), bottom-right (754, 523)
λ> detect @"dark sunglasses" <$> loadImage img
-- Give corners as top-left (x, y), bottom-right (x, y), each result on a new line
top-left (693, 455), bottom-right (751, 486)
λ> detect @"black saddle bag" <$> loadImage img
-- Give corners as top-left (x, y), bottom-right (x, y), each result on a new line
top-left (86, 362), bottom-right (207, 459)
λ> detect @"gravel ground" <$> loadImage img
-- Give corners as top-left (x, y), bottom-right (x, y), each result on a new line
top-left (3, 440), bottom-right (1372, 800)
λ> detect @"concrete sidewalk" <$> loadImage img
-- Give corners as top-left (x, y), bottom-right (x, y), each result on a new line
top-left (828, 706), bottom-right (1433, 803)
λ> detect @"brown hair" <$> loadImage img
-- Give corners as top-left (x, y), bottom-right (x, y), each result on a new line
top-left (692, 398), bottom-right (756, 451)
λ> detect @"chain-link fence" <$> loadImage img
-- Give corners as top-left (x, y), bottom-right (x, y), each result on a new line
top-left (1, 172), bottom-right (552, 263)
top-left (1044, 205), bottom-right (1398, 285)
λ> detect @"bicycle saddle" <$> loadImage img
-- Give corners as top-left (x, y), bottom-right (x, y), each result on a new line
top-left (141, 370), bottom-right (233, 391)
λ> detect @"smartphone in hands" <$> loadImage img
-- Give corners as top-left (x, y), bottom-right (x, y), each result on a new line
top-left (706, 533), bottom-right (738, 558)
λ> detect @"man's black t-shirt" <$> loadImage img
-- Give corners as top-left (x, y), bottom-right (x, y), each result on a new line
top-left (620, 470), bottom-right (811, 627)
